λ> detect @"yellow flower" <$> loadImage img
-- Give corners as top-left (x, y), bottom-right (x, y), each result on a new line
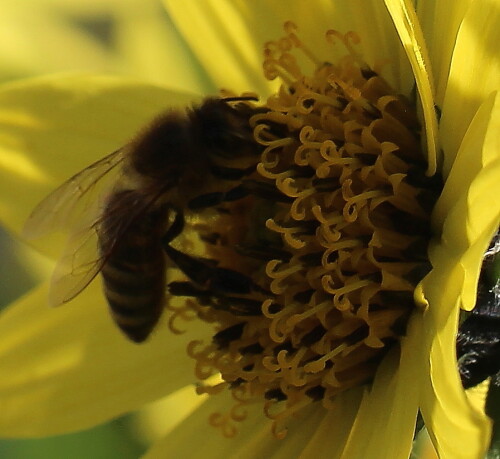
top-left (0, 1), bottom-right (498, 458)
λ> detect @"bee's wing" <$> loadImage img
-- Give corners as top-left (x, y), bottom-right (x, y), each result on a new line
top-left (48, 217), bottom-right (105, 305)
top-left (48, 186), bottom-right (170, 306)
top-left (22, 148), bottom-right (126, 305)
top-left (22, 149), bottom-right (125, 239)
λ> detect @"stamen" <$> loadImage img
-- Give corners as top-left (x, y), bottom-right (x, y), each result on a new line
top-left (325, 30), bottom-right (370, 73)
top-left (169, 22), bottom-right (442, 440)
top-left (284, 21), bottom-right (322, 67)
top-left (304, 343), bottom-right (348, 373)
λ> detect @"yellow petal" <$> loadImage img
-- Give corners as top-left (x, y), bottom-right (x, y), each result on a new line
top-left (341, 314), bottom-right (422, 459)
top-left (416, 94), bottom-right (498, 458)
top-left (0, 281), bottom-right (212, 436)
top-left (466, 380), bottom-right (489, 416)
top-left (163, 0), bottom-right (276, 96)
top-left (440, 4), bottom-right (500, 175)
top-left (0, 74), bottom-right (198, 238)
top-left (383, 0), bottom-right (439, 176)
top-left (163, 0), bottom-right (413, 96)
top-left (143, 392), bottom-right (329, 459)
top-left (416, 0), bottom-right (474, 105)
top-left (298, 388), bottom-right (363, 458)
top-left (133, 385), bottom-right (208, 445)
top-left (419, 263), bottom-right (491, 458)
top-left (113, 2), bottom-right (213, 93)
top-left (431, 91), bottom-right (500, 309)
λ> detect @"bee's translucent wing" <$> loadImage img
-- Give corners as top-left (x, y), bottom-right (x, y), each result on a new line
top-left (23, 148), bottom-right (126, 305)
top-left (22, 149), bottom-right (125, 239)
top-left (47, 186), bottom-right (169, 306)
top-left (48, 218), bottom-right (104, 305)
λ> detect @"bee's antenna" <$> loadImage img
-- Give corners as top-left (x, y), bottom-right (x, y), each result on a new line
top-left (222, 95), bottom-right (259, 103)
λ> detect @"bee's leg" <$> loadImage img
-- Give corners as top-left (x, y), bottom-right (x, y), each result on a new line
top-left (210, 163), bottom-right (256, 180)
top-left (162, 244), bottom-right (212, 286)
top-left (210, 296), bottom-right (264, 316)
top-left (208, 265), bottom-right (269, 295)
top-left (168, 280), bottom-right (212, 305)
top-left (234, 244), bottom-right (292, 262)
top-left (162, 207), bottom-right (185, 244)
top-left (188, 178), bottom-right (296, 210)
top-left (168, 280), bottom-right (207, 297)
top-left (168, 280), bottom-right (264, 316)
top-left (241, 179), bottom-right (294, 203)
top-left (187, 193), bottom-right (224, 210)
top-left (187, 184), bottom-right (248, 210)
top-left (212, 322), bottom-right (246, 348)
top-left (163, 243), bottom-right (266, 295)
top-left (169, 280), bottom-right (261, 315)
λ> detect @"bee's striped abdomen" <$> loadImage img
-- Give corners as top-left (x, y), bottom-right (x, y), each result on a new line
top-left (100, 191), bottom-right (169, 342)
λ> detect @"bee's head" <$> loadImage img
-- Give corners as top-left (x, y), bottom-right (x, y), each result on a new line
top-left (191, 97), bottom-right (262, 159)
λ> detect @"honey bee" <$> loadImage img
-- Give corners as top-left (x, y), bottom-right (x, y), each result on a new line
top-left (23, 96), bottom-right (266, 342)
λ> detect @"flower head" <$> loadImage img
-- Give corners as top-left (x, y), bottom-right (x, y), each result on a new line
top-left (166, 22), bottom-right (441, 441)
top-left (0, 1), bottom-right (498, 458)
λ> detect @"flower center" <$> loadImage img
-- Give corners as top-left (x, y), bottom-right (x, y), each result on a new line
top-left (168, 22), bottom-right (442, 438)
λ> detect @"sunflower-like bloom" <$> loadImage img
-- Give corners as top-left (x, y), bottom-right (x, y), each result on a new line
top-left (0, 1), bottom-right (498, 458)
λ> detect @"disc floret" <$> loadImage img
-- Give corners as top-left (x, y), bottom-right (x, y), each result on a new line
top-left (169, 22), bottom-right (442, 439)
